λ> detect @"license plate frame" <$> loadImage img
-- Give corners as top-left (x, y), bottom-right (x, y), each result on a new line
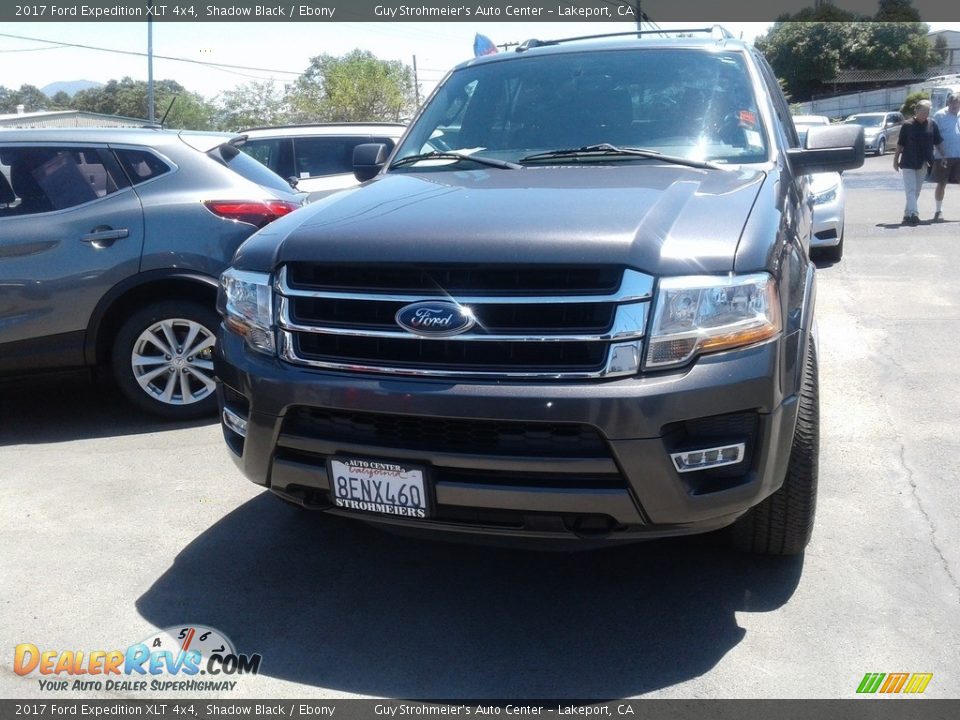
top-left (327, 456), bottom-right (431, 519)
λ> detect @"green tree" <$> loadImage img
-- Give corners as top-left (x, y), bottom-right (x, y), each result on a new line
top-left (875, 0), bottom-right (921, 21)
top-left (287, 49), bottom-right (416, 123)
top-left (901, 91), bottom-right (929, 117)
top-left (755, 19), bottom-right (856, 103)
top-left (71, 77), bottom-right (214, 128)
top-left (213, 80), bottom-right (290, 131)
top-left (0, 84), bottom-right (51, 113)
top-left (756, 1), bottom-right (942, 103)
top-left (49, 91), bottom-right (72, 109)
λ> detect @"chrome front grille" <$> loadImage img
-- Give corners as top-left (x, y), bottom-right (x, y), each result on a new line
top-left (276, 264), bottom-right (653, 379)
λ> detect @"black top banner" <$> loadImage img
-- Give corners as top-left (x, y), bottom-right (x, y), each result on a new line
top-left (3, 1), bottom-right (960, 23)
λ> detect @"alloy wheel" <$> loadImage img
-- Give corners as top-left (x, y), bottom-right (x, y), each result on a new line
top-left (130, 318), bottom-right (216, 406)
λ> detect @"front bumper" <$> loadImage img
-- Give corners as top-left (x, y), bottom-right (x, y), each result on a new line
top-left (216, 329), bottom-right (800, 544)
top-left (811, 187), bottom-right (845, 248)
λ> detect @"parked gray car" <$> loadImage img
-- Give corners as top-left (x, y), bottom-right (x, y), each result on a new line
top-left (843, 111), bottom-right (904, 155)
top-left (216, 29), bottom-right (864, 554)
top-left (0, 128), bottom-right (303, 419)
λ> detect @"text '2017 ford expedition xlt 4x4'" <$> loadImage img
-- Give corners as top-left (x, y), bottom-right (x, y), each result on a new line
top-left (215, 29), bottom-right (864, 553)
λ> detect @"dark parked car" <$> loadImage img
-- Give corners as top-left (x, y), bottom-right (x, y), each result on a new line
top-left (0, 128), bottom-right (303, 419)
top-left (216, 29), bottom-right (863, 553)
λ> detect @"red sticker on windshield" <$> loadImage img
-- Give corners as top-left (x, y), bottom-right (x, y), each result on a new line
top-left (738, 110), bottom-right (757, 127)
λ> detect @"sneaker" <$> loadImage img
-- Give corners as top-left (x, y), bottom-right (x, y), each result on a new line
top-left (933, 211), bottom-right (943, 222)
top-left (902, 215), bottom-right (910, 225)
top-left (909, 214), bottom-right (920, 226)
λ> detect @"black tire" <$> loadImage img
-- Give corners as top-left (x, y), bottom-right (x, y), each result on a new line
top-left (876, 138), bottom-right (885, 156)
top-left (730, 343), bottom-right (819, 555)
top-left (111, 300), bottom-right (220, 421)
top-left (820, 229), bottom-right (844, 263)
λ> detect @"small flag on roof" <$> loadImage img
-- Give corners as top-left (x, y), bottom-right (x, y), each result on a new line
top-left (473, 34), bottom-right (498, 57)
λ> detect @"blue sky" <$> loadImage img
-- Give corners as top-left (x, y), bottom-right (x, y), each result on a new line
top-left (1, 21), bottom-right (958, 101)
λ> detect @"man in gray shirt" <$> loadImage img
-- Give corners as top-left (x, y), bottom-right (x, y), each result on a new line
top-left (932, 93), bottom-right (960, 221)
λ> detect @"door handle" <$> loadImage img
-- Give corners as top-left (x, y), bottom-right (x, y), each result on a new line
top-left (81, 227), bottom-right (129, 247)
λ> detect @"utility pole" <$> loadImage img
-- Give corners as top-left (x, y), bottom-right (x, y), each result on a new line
top-left (147, 0), bottom-right (155, 123)
top-left (412, 55), bottom-right (420, 109)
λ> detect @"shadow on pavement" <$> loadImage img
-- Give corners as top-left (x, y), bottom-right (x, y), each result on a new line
top-left (137, 495), bottom-right (805, 699)
top-left (0, 372), bottom-right (214, 446)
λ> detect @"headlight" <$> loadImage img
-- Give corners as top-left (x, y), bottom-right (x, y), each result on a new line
top-left (645, 273), bottom-right (781, 369)
top-left (811, 185), bottom-right (838, 205)
top-left (217, 268), bottom-right (275, 355)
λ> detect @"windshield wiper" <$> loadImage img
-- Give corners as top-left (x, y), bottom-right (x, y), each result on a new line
top-left (390, 151), bottom-right (521, 170)
top-left (519, 144), bottom-right (723, 170)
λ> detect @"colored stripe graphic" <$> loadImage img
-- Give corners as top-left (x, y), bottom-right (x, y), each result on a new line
top-left (856, 672), bottom-right (933, 694)
top-left (904, 673), bottom-right (933, 694)
top-left (857, 673), bottom-right (886, 693)
top-left (880, 673), bottom-right (909, 693)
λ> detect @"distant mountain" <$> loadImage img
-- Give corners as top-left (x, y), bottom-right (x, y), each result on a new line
top-left (41, 80), bottom-right (103, 98)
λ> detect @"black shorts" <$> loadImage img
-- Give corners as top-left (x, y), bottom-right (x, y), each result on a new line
top-left (932, 157), bottom-right (960, 184)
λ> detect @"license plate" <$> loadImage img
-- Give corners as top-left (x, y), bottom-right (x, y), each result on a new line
top-left (327, 457), bottom-right (430, 519)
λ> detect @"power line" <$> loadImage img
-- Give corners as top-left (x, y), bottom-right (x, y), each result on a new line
top-left (0, 32), bottom-right (302, 77)
top-left (0, 45), bottom-right (67, 54)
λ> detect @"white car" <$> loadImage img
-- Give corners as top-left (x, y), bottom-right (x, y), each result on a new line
top-left (794, 115), bottom-right (845, 262)
top-left (808, 171), bottom-right (845, 262)
top-left (237, 123), bottom-right (406, 197)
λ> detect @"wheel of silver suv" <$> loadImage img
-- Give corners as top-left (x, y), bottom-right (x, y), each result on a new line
top-left (111, 300), bottom-right (220, 420)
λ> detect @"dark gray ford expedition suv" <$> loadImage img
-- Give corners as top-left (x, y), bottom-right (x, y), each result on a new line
top-left (215, 30), bottom-right (864, 553)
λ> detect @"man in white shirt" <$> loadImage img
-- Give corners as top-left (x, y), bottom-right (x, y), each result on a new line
top-left (932, 93), bottom-right (960, 221)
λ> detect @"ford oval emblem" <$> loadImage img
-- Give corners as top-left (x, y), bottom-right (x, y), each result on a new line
top-left (395, 301), bottom-right (476, 337)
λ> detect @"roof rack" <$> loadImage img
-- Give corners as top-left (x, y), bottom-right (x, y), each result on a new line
top-left (516, 25), bottom-right (736, 52)
top-left (239, 121), bottom-right (407, 132)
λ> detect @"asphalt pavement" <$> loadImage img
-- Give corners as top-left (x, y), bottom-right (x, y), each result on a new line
top-left (1, 153), bottom-right (958, 700)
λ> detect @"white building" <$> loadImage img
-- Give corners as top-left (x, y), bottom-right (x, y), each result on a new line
top-left (0, 110), bottom-right (149, 129)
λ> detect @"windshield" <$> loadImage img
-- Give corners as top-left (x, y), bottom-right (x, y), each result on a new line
top-left (845, 116), bottom-right (884, 128)
top-left (392, 48), bottom-right (769, 168)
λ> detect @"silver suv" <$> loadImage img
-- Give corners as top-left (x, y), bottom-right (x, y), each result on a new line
top-left (216, 30), bottom-right (864, 554)
top-left (0, 128), bottom-right (303, 419)
top-left (843, 111), bottom-right (904, 156)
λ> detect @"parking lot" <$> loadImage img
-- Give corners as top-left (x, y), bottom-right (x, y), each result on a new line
top-left (2, 152), bottom-right (959, 700)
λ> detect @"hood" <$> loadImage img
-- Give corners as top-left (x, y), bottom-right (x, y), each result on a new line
top-left (236, 164), bottom-right (767, 276)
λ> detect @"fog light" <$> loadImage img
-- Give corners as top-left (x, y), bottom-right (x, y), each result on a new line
top-left (223, 407), bottom-right (248, 438)
top-left (671, 442), bottom-right (745, 473)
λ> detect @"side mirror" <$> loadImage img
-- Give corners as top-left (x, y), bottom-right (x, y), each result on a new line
top-left (353, 143), bottom-right (389, 182)
top-left (788, 124), bottom-right (865, 175)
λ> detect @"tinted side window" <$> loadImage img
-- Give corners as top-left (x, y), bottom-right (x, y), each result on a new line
top-left (0, 146), bottom-right (124, 216)
top-left (293, 136), bottom-right (376, 178)
top-left (753, 52), bottom-right (799, 149)
top-left (241, 138), bottom-right (294, 179)
top-left (114, 149), bottom-right (171, 185)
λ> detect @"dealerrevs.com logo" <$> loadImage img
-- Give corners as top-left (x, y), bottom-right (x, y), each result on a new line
top-left (857, 672), bottom-right (934, 695)
top-left (14, 625), bottom-right (262, 692)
